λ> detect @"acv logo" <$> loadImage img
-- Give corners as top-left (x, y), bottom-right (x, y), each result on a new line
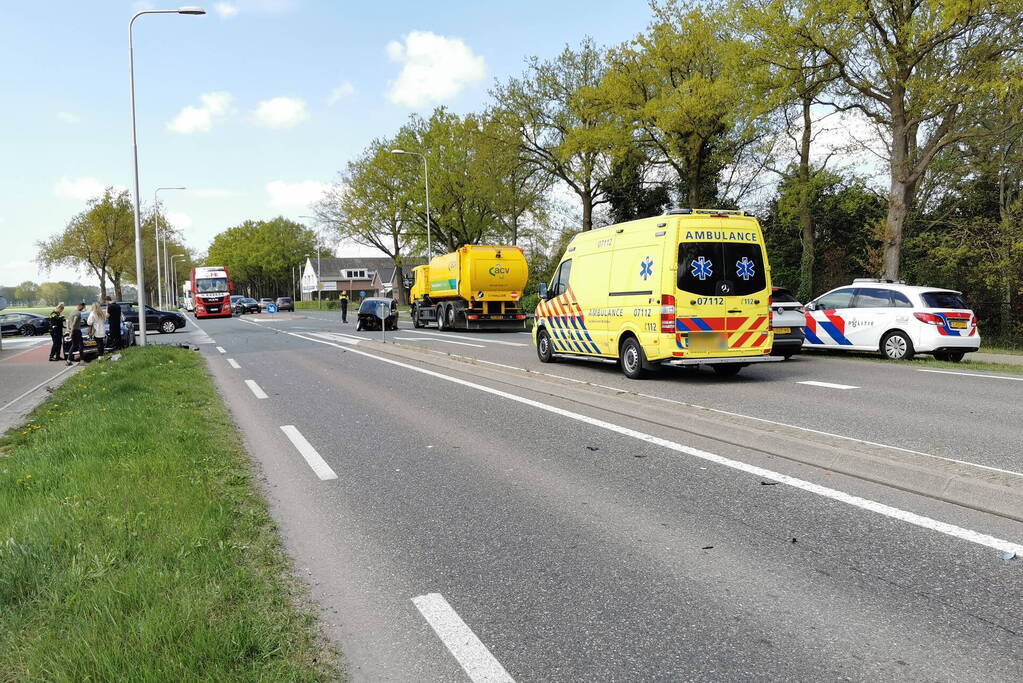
top-left (488, 264), bottom-right (510, 276)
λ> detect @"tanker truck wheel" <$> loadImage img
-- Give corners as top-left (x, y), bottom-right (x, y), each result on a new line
top-left (436, 305), bottom-right (446, 331)
top-left (411, 305), bottom-right (424, 328)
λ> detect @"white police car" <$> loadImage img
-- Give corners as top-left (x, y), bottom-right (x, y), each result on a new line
top-left (803, 279), bottom-right (980, 361)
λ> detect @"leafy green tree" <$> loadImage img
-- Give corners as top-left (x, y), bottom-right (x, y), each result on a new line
top-left (494, 38), bottom-right (615, 231)
top-left (36, 188), bottom-right (134, 296)
top-left (207, 218), bottom-right (318, 299)
top-left (599, 149), bottom-right (671, 223)
top-left (793, 0), bottom-right (1023, 279)
top-left (594, 2), bottom-right (769, 209)
top-left (13, 281), bottom-right (40, 306)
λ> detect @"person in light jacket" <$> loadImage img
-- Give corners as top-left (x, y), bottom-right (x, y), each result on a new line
top-left (87, 302), bottom-right (107, 358)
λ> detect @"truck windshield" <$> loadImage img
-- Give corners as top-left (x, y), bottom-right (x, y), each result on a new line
top-left (196, 278), bottom-right (228, 293)
top-left (678, 242), bottom-right (766, 297)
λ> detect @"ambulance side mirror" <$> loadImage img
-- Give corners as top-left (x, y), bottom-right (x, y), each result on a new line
top-left (538, 283), bottom-right (548, 300)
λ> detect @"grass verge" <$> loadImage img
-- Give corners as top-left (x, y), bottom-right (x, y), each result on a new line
top-left (0, 346), bottom-right (338, 681)
top-left (803, 349), bottom-right (1023, 376)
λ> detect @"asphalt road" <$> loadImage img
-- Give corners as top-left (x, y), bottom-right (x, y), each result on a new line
top-left (183, 311), bottom-right (1022, 681)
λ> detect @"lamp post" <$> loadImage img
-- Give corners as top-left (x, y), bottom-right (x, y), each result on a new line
top-left (170, 254), bottom-right (186, 307)
top-left (154, 186), bottom-right (185, 309)
top-left (130, 6), bottom-right (205, 346)
top-left (390, 149), bottom-right (431, 259)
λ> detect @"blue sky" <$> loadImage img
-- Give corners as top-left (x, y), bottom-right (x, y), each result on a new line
top-left (0, 0), bottom-right (653, 287)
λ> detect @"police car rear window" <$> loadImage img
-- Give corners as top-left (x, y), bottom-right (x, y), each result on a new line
top-left (921, 291), bottom-right (968, 309)
top-left (678, 243), bottom-right (766, 296)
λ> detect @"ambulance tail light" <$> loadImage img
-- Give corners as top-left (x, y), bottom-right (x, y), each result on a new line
top-left (660, 295), bottom-right (676, 333)
top-left (914, 312), bottom-right (943, 325)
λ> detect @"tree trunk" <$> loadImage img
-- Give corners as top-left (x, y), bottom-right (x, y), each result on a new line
top-left (797, 97), bottom-right (815, 302)
top-left (113, 274), bottom-right (123, 301)
top-left (581, 193), bottom-right (593, 231)
top-left (883, 178), bottom-right (914, 280)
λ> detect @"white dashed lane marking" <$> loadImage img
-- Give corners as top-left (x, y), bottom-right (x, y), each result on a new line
top-left (412, 593), bottom-right (515, 683)
top-left (244, 379), bottom-right (268, 399)
top-left (797, 380), bottom-right (858, 390)
top-left (227, 358), bottom-right (240, 369)
top-left (279, 425), bottom-right (337, 481)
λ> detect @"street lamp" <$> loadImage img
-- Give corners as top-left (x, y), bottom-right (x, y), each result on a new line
top-left (170, 254), bottom-right (186, 307)
top-left (129, 6), bottom-right (205, 346)
top-left (154, 186), bottom-right (185, 309)
top-left (391, 149), bottom-right (431, 259)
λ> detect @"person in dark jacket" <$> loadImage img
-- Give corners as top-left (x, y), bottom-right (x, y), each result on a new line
top-left (339, 292), bottom-right (349, 324)
top-left (48, 303), bottom-right (65, 361)
top-left (65, 302), bottom-right (86, 366)
top-left (105, 296), bottom-right (122, 350)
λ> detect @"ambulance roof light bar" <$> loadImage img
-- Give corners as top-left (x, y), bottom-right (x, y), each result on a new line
top-left (663, 208), bottom-right (746, 216)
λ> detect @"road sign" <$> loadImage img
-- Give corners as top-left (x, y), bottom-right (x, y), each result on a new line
top-left (377, 302), bottom-right (389, 341)
top-left (359, 290), bottom-right (366, 297)
top-left (267, 303), bottom-right (278, 314)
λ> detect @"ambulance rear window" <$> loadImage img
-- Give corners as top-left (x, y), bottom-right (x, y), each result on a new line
top-left (678, 242), bottom-right (766, 296)
top-left (921, 291), bottom-right (968, 309)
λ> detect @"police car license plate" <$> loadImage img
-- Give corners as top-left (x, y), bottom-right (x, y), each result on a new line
top-left (689, 332), bottom-right (728, 351)
top-left (949, 320), bottom-right (967, 329)
top-left (774, 327), bottom-right (791, 334)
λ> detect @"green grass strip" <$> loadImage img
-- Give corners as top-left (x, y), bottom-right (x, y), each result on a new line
top-left (0, 346), bottom-right (339, 681)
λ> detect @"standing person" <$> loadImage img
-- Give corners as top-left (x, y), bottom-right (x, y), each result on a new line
top-left (105, 296), bottom-right (122, 350)
top-left (87, 302), bottom-right (107, 358)
top-left (339, 291), bottom-right (349, 324)
top-left (65, 302), bottom-right (86, 366)
top-left (48, 303), bottom-right (65, 361)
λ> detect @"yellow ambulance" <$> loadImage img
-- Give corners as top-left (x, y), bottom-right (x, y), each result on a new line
top-left (533, 208), bottom-right (780, 378)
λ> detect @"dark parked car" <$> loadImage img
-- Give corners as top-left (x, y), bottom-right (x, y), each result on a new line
top-left (0, 312), bottom-right (51, 336)
top-left (355, 297), bottom-right (398, 331)
top-left (115, 302), bottom-right (187, 334)
top-left (73, 312), bottom-right (135, 359)
top-left (770, 287), bottom-right (806, 359)
top-left (275, 296), bottom-right (294, 312)
top-left (231, 296), bottom-right (260, 315)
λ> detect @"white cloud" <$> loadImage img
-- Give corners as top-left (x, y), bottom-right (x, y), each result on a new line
top-left (327, 81), bottom-right (355, 106)
top-left (166, 91), bottom-right (233, 134)
top-left (266, 180), bottom-right (327, 211)
top-left (385, 31), bottom-right (486, 108)
top-left (214, 2), bottom-right (239, 18)
top-left (56, 111), bottom-right (78, 124)
top-left (165, 212), bottom-right (193, 231)
top-left (192, 188), bottom-right (239, 198)
top-left (53, 177), bottom-right (124, 202)
top-left (253, 97), bottom-right (310, 128)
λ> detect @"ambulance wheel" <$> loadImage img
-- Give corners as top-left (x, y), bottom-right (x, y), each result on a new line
top-left (619, 337), bottom-right (647, 380)
top-left (934, 351), bottom-right (964, 363)
top-left (712, 364), bottom-right (743, 378)
top-left (536, 329), bottom-right (555, 363)
top-left (881, 330), bottom-right (914, 360)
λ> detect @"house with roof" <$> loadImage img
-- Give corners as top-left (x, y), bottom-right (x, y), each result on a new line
top-left (300, 256), bottom-right (426, 302)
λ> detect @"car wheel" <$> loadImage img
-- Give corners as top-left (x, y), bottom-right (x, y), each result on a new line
top-left (436, 306), bottom-right (447, 331)
top-left (712, 364), bottom-right (743, 377)
top-left (159, 319), bottom-right (176, 334)
top-left (619, 336), bottom-right (647, 380)
top-left (355, 319), bottom-right (363, 331)
top-left (881, 330), bottom-right (914, 360)
top-left (20, 325), bottom-right (34, 336)
top-left (536, 328), bottom-right (555, 363)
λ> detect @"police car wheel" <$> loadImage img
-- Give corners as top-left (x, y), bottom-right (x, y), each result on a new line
top-left (620, 337), bottom-right (646, 379)
top-left (881, 331), bottom-right (914, 360)
top-left (536, 329), bottom-right (555, 363)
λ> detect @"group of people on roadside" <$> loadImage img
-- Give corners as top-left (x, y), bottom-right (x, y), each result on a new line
top-left (46, 297), bottom-right (124, 365)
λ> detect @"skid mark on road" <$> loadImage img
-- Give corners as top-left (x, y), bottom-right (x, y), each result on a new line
top-left (412, 593), bottom-right (515, 683)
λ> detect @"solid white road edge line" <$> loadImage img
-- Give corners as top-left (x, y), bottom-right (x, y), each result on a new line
top-left (0, 365), bottom-right (76, 413)
top-left (797, 380), bottom-right (859, 390)
top-left (919, 368), bottom-right (1023, 382)
top-left (244, 379), bottom-right (268, 399)
top-left (216, 346), bottom-right (226, 354)
top-left (457, 358), bottom-right (1023, 478)
top-left (279, 425), bottom-right (338, 481)
top-left (412, 593), bottom-right (515, 683)
top-left (227, 358), bottom-right (241, 369)
top-left (395, 336), bottom-right (486, 348)
top-left (407, 329), bottom-right (528, 347)
top-left (280, 329), bottom-right (1023, 556)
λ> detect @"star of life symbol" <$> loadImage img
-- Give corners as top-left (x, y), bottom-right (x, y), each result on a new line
top-left (736, 257), bottom-right (756, 281)
top-left (640, 256), bottom-right (654, 280)
top-left (690, 256), bottom-right (713, 281)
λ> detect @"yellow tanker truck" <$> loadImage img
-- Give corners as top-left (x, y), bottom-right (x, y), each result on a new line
top-left (409, 245), bottom-right (529, 331)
